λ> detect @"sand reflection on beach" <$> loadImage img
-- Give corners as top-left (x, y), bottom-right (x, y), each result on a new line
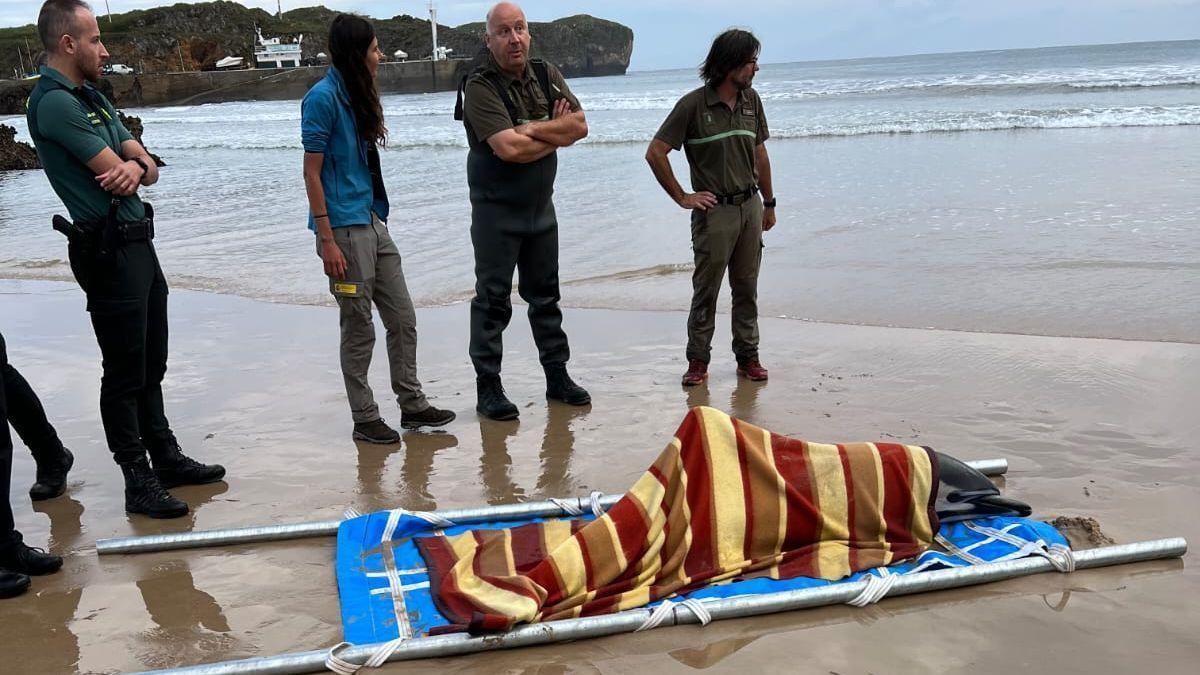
top-left (1, 279), bottom-right (1197, 673)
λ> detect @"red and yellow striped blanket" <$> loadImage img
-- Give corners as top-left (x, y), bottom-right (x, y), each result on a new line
top-left (417, 406), bottom-right (940, 633)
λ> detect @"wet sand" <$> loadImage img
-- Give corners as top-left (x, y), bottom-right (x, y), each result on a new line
top-left (2, 278), bottom-right (1197, 674)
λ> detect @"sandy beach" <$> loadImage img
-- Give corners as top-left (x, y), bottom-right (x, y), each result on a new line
top-left (1, 278), bottom-right (1196, 673)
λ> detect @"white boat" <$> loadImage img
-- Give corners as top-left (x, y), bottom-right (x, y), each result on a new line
top-left (254, 27), bottom-right (303, 69)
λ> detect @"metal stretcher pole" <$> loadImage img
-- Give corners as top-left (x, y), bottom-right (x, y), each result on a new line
top-left (96, 458), bottom-right (1010, 555)
top-left (137, 536), bottom-right (1186, 675)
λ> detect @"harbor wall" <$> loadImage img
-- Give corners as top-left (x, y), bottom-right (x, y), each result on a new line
top-left (103, 59), bottom-right (471, 108)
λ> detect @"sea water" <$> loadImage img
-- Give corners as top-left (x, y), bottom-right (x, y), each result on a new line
top-left (2, 39), bottom-right (1197, 341)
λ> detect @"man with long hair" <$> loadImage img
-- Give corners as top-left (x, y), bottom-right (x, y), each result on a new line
top-left (302, 14), bottom-right (455, 442)
top-left (646, 29), bottom-right (776, 387)
top-left (459, 2), bottom-right (591, 421)
top-left (26, 0), bottom-right (224, 519)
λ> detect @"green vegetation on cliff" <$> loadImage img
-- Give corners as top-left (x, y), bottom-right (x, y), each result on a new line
top-left (0, 1), bottom-right (633, 78)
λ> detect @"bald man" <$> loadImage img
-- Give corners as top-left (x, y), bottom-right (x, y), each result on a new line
top-left (457, 3), bottom-right (591, 420)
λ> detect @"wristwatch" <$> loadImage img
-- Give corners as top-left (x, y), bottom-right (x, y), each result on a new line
top-left (131, 156), bottom-right (150, 177)
top-left (763, 197), bottom-right (777, 208)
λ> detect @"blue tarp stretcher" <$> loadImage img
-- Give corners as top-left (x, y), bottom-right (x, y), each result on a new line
top-left (336, 511), bottom-right (1068, 644)
top-left (106, 408), bottom-right (1186, 674)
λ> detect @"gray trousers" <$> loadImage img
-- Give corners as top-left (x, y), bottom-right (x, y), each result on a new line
top-left (317, 215), bottom-right (428, 423)
top-left (686, 195), bottom-right (764, 364)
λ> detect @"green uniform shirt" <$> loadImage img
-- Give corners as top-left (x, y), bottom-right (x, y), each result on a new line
top-left (463, 54), bottom-right (582, 144)
top-left (26, 66), bottom-right (145, 223)
top-left (654, 85), bottom-right (769, 196)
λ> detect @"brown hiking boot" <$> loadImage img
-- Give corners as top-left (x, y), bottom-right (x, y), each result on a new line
top-left (681, 359), bottom-right (708, 387)
top-left (737, 358), bottom-right (769, 382)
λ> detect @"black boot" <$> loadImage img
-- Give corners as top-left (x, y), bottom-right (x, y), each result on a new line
top-left (400, 406), bottom-right (457, 430)
top-left (147, 434), bottom-right (226, 489)
top-left (545, 365), bottom-right (590, 406)
top-left (121, 458), bottom-right (189, 519)
top-left (0, 532), bottom-right (63, 576)
top-left (0, 571), bottom-right (30, 599)
top-left (29, 447), bottom-right (74, 502)
top-left (476, 375), bottom-right (519, 421)
top-left (353, 419), bottom-right (401, 444)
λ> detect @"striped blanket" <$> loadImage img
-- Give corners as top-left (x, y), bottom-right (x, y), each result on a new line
top-left (417, 406), bottom-right (940, 633)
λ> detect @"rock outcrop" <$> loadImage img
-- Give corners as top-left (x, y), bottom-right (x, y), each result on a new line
top-left (1, 2), bottom-right (633, 78)
top-left (0, 124), bottom-right (39, 171)
top-left (117, 112), bottom-right (166, 167)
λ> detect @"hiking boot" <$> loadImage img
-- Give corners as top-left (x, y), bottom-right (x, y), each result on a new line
top-left (0, 533), bottom-right (63, 576)
top-left (681, 359), bottom-right (708, 387)
top-left (121, 459), bottom-right (189, 519)
top-left (353, 418), bottom-right (401, 444)
top-left (29, 447), bottom-right (74, 502)
top-left (545, 365), bottom-right (590, 406)
top-left (147, 434), bottom-right (226, 488)
top-left (0, 571), bottom-right (30, 599)
top-left (736, 358), bottom-right (769, 382)
top-left (476, 375), bottom-right (519, 421)
top-left (401, 406), bottom-right (457, 430)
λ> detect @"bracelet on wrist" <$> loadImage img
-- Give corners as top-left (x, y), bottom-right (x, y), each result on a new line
top-left (762, 198), bottom-right (777, 208)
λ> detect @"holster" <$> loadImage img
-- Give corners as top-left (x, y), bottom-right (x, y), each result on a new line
top-left (52, 200), bottom-right (155, 254)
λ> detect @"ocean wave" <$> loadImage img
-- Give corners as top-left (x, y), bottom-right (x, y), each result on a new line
top-left (768, 105), bottom-right (1200, 138)
top-left (563, 263), bottom-right (694, 286)
top-left (140, 103), bottom-right (1200, 150)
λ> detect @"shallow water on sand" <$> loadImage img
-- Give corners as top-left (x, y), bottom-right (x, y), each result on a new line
top-left (1, 280), bottom-right (1197, 673)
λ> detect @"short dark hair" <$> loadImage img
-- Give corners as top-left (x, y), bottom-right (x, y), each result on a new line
top-left (38, 0), bottom-right (91, 52)
top-left (700, 29), bottom-right (760, 87)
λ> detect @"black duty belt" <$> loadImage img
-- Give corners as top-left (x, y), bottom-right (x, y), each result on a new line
top-left (712, 187), bottom-right (759, 206)
top-left (52, 201), bottom-right (155, 252)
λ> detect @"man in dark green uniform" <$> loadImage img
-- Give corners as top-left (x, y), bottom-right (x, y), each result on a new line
top-left (26, 0), bottom-right (224, 519)
top-left (459, 2), bottom-right (591, 420)
top-left (646, 29), bottom-right (777, 387)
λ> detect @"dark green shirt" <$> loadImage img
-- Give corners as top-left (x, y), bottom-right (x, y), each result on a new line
top-left (654, 85), bottom-right (769, 196)
top-left (26, 66), bottom-right (145, 223)
top-left (463, 54), bottom-right (582, 144)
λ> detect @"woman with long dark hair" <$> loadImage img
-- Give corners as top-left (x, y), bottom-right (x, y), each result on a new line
top-left (301, 14), bottom-right (454, 442)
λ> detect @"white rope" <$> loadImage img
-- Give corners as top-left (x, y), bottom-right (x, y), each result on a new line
top-left (380, 507), bottom-right (456, 542)
top-left (847, 569), bottom-right (898, 607)
top-left (363, 638), bottom-right (407, 668)
top-left (1044, 544), bottom-right (1077, 573)
top-left (962, 522), bottom-right (1076, 573)
top-left (324, 642), bottom-right (360, 675)
top-left (324, 637), bottom-right (411, 674)
top-left (588, 491), bottom-right (606, 518)
top-left (635, 598), bottom-right (713, 632)
top-left (935, 533), bottom-right (988, 565)
top-left (343, 507), bottom-right (363, 520)
top-left (680, 598), bottom-right (712, 625)
top-left (548, 497), bottom-right (583, 516)
top-left (548, 491), bottom-right (608, 518)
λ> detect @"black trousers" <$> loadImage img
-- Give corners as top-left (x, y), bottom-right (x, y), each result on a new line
top-left (3, 348), bottom-right (65, 466)
top-left (469, 223), bottom-right (569, 377)
top-left (1, 332), bottom-right (15, 541)
top-left (68, 240), bottom-right (171, 464)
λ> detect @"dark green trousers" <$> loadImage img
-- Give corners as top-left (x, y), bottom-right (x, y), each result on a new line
top-left (686, 195), bottom-right (764, 364)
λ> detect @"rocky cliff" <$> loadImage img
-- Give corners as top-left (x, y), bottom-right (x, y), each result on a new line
top-left (0, 2), bottom-right (632, 79)
top-left (0, 123), bottom-right (39, 170)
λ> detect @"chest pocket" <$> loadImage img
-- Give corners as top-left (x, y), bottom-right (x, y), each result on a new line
top-left (738, 103), bottom-right (759, 134)
top-left (518, 81), bottom-right (550, 121)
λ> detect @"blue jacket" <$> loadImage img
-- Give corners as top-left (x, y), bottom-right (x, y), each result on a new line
top-left (301, 67), bottom-right (388, 230)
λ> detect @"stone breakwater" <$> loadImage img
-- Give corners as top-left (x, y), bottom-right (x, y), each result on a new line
top-left (1, 59), bottom-right (469, 114)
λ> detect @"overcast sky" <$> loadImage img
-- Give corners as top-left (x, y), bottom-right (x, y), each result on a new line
top-left (4, 0), bottom-right (1199, 70)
